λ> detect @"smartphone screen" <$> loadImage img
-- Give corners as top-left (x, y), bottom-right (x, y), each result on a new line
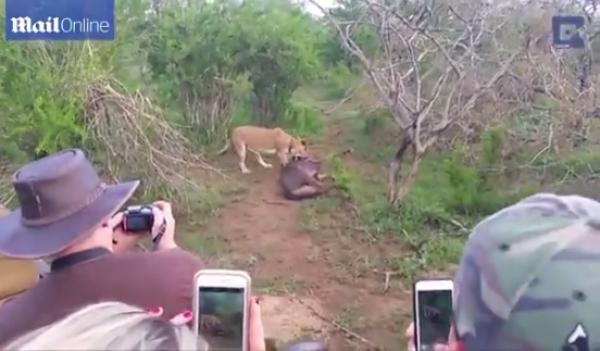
top-left (417, 289), bottom-right (453, 351)
top-left (198, 287), bottom-right (245, 351)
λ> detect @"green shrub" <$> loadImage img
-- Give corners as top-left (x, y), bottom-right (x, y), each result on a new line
top-left (146, 0), bottom-right (323, 139)
top-left (441, 128), bottom-right (525, 216)
top-left (282, 102), bottom-right (324, 137)
top-left (321, 63), bottom-right (356, 100)
top-left (481, 126), bottom-right (505, 167)
top-left (361, 109), bottom-right (390, 136)
top-left (0, 43), bottom-right (91, 162)
top-left (327, 155), bottom-right (362, 199)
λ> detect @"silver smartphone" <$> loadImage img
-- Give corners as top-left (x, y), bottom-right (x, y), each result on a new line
top-left (193, 269), bottom-right (251, 351)
top-left (413, 279), bottom-right (454, 351)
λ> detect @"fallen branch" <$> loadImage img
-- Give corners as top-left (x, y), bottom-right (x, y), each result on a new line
top-left (263, 200), bottom-right (292, 206)
top-left (324, 79), bottom-right (367, 116)
top-left (293, 297), bottom-right (381, 350)
top-left (444, 217), bottom-right (469, 233)
top-left (529, 123), bottom-right (554, 165)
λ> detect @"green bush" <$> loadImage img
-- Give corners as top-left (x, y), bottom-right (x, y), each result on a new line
top-left (0, 0), bottom-right (149, 163)
top-left (346, 127), bottom-right (532, 240)
top-left (0, 43), bottom-right (90, 162)
top-left (321, 63), bottom-right (356, 100)
top-left (362, 109), bottom-right (390, 136)
top-left (282, 102), bottom-right (324, 137)
top-left (327, 155), bottom-right (362, 199)
top-left (441, 128), bottom-right (526, 216)
top-left (146, 0), bottom-right (323, 139)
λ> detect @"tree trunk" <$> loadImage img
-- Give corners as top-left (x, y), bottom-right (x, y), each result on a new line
top-left (391, 152), bottom-right (423, 206)
top-left (387, 133), bottom-right (425, 206)
top-left (387, 137), bottom-right (411, 203)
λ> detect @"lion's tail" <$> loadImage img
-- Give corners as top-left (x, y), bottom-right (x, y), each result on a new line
top-left (217, 141), bottom-right (230, 155)
top-left (216, 128), bottom-right (231, 155)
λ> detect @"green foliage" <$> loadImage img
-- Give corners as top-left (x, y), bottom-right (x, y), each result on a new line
top-left (481, 126), bottom-right (506, 166)
top-left (327, 155), bottom-right (362, 199)
top-left (321, 63), bottom-right (356, 100)
top-left (145, 0), bottom-right (322, 138)
top-left (443, 146), bottom-right (487, 215)
top-left (235, 0), bottom-right (323, 123)
top-left (442, 128), bottom-right (524, 216)
top-left (342, 108), bottom-right (396, 163)
top-left (0, 0), bottom-right (150, 163)
top-left (316, 27), bottom-right (350, 68)
top-left (281, 102), bottom-right (324, 137)
top-left (229, 75), bottom-right (256, 128)
top-left (0, 42), bottom-right (90, 162)
top-left (351, 25), bottom-right (380, 57)
top-left (144, 1), bottom-right (244, 137)
top-left (362, 109), bottom-right (390, 136)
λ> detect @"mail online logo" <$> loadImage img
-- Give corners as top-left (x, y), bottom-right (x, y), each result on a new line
top-left (5, 0), bottom-right (115, 41)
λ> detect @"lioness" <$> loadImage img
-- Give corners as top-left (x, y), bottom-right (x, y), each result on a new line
top-left (279, 155), bottom-right (330, 200)
top-left (218, 125), bottom-right (307, 174)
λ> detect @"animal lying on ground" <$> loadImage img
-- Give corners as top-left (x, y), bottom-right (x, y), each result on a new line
top-left (279, 155), bottom-right (331, 200)
top-left (218, 125), bottom-right (308, 174)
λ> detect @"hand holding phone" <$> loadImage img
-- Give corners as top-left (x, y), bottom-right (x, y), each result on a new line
top-left (193, 269), bottom-right (251, 351)
top-left (413, 279), bottom-right (454, 351)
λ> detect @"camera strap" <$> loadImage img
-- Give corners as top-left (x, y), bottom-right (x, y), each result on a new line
top-left (50, 247), bottom-right (111, 273)
top-left (151, 218), bottom-right (167, 251)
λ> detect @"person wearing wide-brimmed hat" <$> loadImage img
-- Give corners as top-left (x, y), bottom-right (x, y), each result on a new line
top-left (0, 149), bottom-right (205, 346)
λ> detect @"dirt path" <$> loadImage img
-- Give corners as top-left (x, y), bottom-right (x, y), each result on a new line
top-left (200, 132), bottom-right (408, 350)
top-left (203, 160), bottom-right (339, 340)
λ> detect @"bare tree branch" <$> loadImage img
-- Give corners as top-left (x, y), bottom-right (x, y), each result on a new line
top-left (310, 0), bottom-right (527, 204)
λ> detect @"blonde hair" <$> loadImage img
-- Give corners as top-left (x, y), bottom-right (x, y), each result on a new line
top-left (4, 302), bottom-right (208, 351)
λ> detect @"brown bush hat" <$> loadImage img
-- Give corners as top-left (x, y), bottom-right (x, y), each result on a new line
top-left (0, 149), bottom-right (139, 259)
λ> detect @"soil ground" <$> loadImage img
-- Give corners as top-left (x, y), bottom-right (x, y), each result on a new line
top-left (194, 114), bottom-right (410, 350)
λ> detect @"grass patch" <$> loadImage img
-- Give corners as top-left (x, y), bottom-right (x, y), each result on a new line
top-left (255, 276), bottom-right (306, 295)
top-left (178, 230), bottom-right (227, 257)
top-left (334, 305), bottom-right (363, 330)
top-left (531, 145), bottom-right (600, 179)
top-left (174, 183), bottom-right (232, 257)
top-left (298, 196), bottom-right (342, 232)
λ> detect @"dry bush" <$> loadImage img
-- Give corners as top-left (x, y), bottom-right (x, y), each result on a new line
top-left (84, 78), bottom-right (225, 210)
top-left (0, 79), bottom-right (225, 212)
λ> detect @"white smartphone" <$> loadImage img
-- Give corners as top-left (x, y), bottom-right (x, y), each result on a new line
top-left (413, 279), bottom-right (454, 351)
top-left (193, 269), bottom-right (251, 351)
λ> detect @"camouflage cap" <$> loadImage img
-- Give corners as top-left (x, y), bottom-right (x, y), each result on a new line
top-left (453, 193), bottom-right (600, 350)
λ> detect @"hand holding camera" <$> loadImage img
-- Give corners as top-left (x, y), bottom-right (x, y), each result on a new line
top-left (111, 201), bottom-right (177, 253)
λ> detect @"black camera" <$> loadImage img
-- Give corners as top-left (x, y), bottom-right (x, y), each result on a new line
top-left (122, 205), bottom-right (154, 233)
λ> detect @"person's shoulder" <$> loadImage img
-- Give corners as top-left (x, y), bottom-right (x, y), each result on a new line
top-left (0, 283), bottom-right (43, 321)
